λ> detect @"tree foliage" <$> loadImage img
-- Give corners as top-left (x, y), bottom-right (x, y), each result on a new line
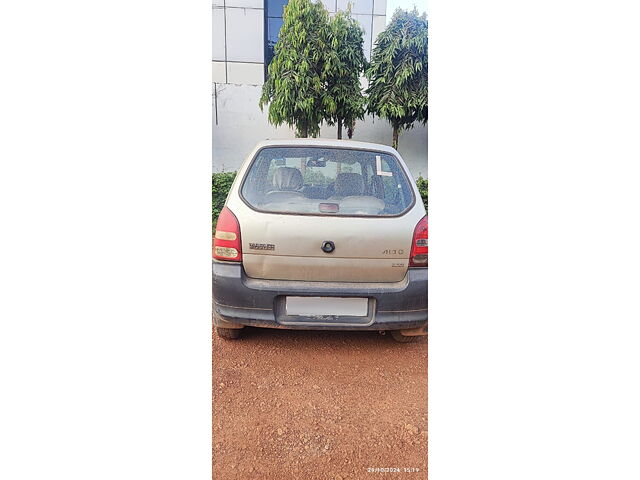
top-left (324, 9), bottom-right (367, 139)
top-left (259, 0), bottom-right (331, 138)
top-left (366, 8), bottom-right (428, 149)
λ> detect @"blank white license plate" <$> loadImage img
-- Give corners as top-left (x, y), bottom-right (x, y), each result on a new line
top-left (285, 297), bottom-right (368, 316)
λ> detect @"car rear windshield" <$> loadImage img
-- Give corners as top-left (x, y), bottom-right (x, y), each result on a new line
top-left (240, 147), bottom-right (415, 216)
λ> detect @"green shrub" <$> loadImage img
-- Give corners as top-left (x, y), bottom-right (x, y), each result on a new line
top-left (212, 172), bottom-right (237, 230)
top-left (416, 176), bottom-right (428, 213)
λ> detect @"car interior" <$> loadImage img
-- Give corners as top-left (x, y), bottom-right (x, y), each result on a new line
top-left (242, 150), bottom-right (411, 215)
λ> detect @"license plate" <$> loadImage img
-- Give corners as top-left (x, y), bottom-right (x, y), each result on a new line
top-left (285, 297), bottom-right (368, 317)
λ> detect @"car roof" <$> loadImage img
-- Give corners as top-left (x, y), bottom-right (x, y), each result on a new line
top-left (253, 138), bottom-right (399, 155)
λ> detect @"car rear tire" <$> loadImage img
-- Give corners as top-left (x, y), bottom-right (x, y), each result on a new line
top-left (390, 330), bottom-right (418, 343)
top-left (216, 327), bottom-right (242, 340)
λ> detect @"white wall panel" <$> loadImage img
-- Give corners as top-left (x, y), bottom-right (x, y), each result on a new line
top-left (212, 7), bottom-right (226, 61)
top-left (373, 0), bottom-right (386, 16)
top-left (353, 14), bottom-right (373, 59)
top-left (320, 0), bottom-right (337, 13)
top-left (338, 0), bottom-right (373, 15)
top-left (212, 61), bottom-right (226, 83)
top-left (227, 62), bottom-right (264, 85)
top-left (225, 8), bottom-right (264, 63)
top-left (225, 0), bottom-right (263, 8)
top-left (372, 14), bottom-right (386, 49)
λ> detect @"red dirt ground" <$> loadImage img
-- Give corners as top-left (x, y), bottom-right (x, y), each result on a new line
top-left (213, 327), bottom-right (428, 479)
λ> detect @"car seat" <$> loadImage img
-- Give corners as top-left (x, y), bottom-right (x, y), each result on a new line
top-left (264, 167), bottom-right (305, 203)
top-left (328, 173), bottom-right (365, 200)
top-left (327, 172), bottom-right (385, 214)
top-left (368, 175), bottom-right (386, 199)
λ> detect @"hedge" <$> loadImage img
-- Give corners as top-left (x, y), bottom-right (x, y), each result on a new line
top-left (212, 172), bottom-right (427, 228)
top-left (416, 176), bottom-right (428, 213)
top-left (212, 172), bottom-right (237, 230)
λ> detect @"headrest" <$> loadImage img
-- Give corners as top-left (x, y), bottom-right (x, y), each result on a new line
top-left (272, 167), bottom-right (303, 191)
top-left (334, 172), bottom-right (364, 196)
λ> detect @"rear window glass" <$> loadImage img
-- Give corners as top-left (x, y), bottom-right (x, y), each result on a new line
top-left (240, 147), bottom-right (414, 216)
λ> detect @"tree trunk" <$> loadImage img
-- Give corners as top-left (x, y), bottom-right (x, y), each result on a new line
top-left (392, 125), bottom-right (399, 150)
top-left (297, 121), bottom-right (308, 138)
top-left (337, 119), bottom-right (343, 139)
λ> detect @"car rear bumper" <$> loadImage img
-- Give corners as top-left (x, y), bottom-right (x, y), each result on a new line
top-left (212, 261), bottom-right (427, 331)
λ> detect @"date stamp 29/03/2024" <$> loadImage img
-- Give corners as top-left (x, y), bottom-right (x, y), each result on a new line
top-left (367, 467), bottom-right (421, 473)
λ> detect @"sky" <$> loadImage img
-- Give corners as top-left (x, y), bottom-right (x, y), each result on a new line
top-left (386, 0), bottom-right (427, 22)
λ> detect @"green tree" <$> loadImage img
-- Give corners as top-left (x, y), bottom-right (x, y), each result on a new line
top-left (366, 8), bottom-right (428, 149)
top-left (324, 9), bottom-right (367, 139)
top-left (259, 0), bottom-right (331, 138)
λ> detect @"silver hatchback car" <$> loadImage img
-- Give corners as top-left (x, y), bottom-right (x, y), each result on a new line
top-left (212, 139), bottom-right (427, 342)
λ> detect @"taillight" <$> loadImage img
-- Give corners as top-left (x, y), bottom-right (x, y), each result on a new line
top-left (409, 215), bottom-right (428, 267)
top-left (213, 207), bottom-right (242, 262)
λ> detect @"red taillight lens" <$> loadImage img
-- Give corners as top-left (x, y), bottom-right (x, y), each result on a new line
top-left (409, 215), bottom-right (428, 267)
top-left (213, 207), bottom-right (242, 262)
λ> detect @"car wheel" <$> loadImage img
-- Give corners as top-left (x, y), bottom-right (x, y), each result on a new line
top-left (390, 330), bottom-right (418, 343)
top-left (216, 327), bottom-right (242, 340)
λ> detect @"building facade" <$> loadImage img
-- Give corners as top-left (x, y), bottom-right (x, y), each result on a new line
top-left (212, 0), bottom-right (427, 178)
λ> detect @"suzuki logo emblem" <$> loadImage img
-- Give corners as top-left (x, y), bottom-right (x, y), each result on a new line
top-left (321, 241), bottom-right (335, 253)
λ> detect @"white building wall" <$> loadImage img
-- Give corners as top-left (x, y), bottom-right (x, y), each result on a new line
top-left (212, 0), bottom-right (428, 178)
top-left (212, 0), bottom-right (387, 87)
top-left (213, 84), bottom-right (427, 178)
top-left (225, 8), bottom-right (264, 63)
